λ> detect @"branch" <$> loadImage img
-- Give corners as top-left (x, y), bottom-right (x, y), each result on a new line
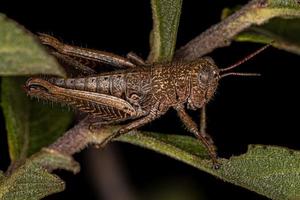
top-left (174, 0), bottom-right (300, 61)
top-left (47, 117), bottom-right (119, 156)
top-left (28, 117), bottom-right (121, 173)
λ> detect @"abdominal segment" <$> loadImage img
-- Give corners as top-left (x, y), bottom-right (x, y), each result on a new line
top-left (48, 70), bottom-right (151, 100)
top-left (48, 74), bottom-right (126, 98)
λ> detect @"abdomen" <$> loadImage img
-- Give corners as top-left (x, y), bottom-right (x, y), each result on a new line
top-left (48, 70), bottom-right (152, 100)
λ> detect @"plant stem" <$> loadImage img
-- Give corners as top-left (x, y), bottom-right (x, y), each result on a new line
top-left (47, 117), bottom-right (121, 156)
top-left (174, 0), bottom-right (267, 61)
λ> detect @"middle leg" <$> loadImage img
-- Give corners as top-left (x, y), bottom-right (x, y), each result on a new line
top-left (117, 107), bottom-right (161, 135)
top-left (99, 105), bottom-right (162, 146)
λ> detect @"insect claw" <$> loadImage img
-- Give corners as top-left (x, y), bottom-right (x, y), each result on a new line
top-left (213, 163), bottom-right (221, 170)
top-left (213, 162), bottom-right (221, 170)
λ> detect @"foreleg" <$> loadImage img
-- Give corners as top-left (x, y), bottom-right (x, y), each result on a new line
top-left (175, 105), bottom-right (219, 168)
top-left (117, 107), bottom-right (161, 135)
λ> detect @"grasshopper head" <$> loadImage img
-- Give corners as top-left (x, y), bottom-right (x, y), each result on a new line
top-left (189, 44), bottom-right (268, 110)
top-left (187, 58), bottom-right (220, 110)
top-left (197, 58), bottom-right (220, 101)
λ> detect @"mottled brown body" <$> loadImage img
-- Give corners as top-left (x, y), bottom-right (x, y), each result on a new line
top-left (45, 59), bottom-right (218, 118)
top-left (25, 34), bottom-right (263, 168)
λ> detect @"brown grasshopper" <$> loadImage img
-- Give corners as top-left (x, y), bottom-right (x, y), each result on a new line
top-left (25, 34), bottom-right (267, 168)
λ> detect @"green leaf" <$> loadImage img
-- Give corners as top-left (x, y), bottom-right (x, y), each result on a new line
top-left (1, 77), bottom-right (73, 161)
top-left (28, 99), bottom-right (73, 156)
top-left (218, 145), bottom-right (300, 200)
top-left (116, 132), bottom-right (210, 162)
top-left (116, 132), bottom-right (212, 172)
top-left (236, 18), bottom-right (300, 55)
top-left (0, 160), bottom-right (65, 200)
top-left (221, 6), bottom-right (300, 55)
top-left (1, 78), bottom-right (30, 161)
top-left (148, 0), bottom-right (182, 62)
top-left (117, 132), bottom-right (300, 200)
top-left (0, 13), bottom-right (65, 76)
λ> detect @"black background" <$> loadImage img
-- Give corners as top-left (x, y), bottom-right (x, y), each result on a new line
top-left (1, 0), bottom-right (300, 200)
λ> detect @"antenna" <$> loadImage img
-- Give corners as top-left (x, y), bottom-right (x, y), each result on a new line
top-left (220, 44), bottom-right (271, 72)
top-left (220, 72), bottom-right (261, 78)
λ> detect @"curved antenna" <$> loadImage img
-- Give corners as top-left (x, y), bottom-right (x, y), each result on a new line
top-left (220, 44), bottom-right (271, 72)
top-left (220, 72), bottom-right (261, 78)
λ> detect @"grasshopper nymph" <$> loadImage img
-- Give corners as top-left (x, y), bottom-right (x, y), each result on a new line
top-left (25, 34), bottom-right (267, 168)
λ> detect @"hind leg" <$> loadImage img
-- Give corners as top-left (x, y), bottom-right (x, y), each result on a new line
top-left (38, 33), bottom-right (138, 69)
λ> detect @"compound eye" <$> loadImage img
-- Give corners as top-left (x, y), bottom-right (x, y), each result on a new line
top-left (213, 70), bottom-right (219, 79)
top-left (198, 71), bottom-right (209, 84)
